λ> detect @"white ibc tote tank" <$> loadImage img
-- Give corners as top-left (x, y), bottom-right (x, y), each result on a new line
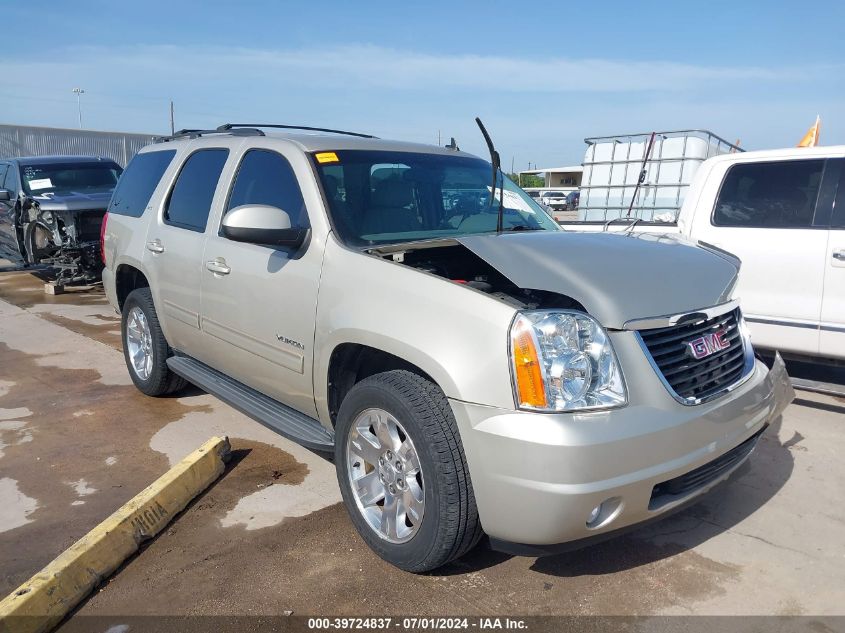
top-left (578, 130), bottom-right (742, 222)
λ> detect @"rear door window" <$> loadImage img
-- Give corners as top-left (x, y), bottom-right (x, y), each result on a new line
top-left (164, 149), bottom-right (229, 232)
top-left (712, 159), bottom-right (825, 228)
top-left (109, 150), bottom-right (176, 218)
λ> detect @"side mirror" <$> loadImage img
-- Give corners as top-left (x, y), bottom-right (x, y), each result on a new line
top-left (0, 189), bottom-right (11, 202)
top-left (221, 204), bottom-right (309, 249)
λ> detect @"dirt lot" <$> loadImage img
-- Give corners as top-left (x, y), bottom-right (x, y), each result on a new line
top-left (1, 270), bottom-right (844, 624)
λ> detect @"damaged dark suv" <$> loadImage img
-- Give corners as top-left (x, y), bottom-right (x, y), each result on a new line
top-left (0, 155), bottom-right (123, 282)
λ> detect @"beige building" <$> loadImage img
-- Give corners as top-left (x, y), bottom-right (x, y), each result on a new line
top-left (518, 165), bottom-right (582, 192)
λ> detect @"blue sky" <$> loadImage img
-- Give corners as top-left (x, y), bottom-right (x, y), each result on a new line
top-left (2, 0), bottom-right (843, 167)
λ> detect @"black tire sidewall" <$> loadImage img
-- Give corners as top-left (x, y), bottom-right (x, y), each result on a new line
top-left (121, 288), bottom-right (173, 396)
top-left (335, 376), bottom-right (449, 572)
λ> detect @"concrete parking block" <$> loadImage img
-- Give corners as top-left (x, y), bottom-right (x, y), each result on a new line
top-left (0, 436), bottom-right (231, 633)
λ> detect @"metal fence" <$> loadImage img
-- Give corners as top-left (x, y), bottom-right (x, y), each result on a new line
top-left (0, 124), bottom-right (159, 166)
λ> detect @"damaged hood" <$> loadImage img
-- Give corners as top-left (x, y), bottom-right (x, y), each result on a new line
top-left (457, 231), bottom-right (739, 329)
top-left (32, 189), bottom-right (113, 213)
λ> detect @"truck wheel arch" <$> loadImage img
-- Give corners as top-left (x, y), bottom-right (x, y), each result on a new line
top-left (115, 264), bottom-right (150, 311)
top-left (326, 342), bottom-right (452, 427)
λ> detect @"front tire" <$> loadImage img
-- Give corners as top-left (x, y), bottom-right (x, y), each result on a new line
top-left (335, 370), bottom-right (482, 572)
top-left (121, 288), bottom-right (186, 396)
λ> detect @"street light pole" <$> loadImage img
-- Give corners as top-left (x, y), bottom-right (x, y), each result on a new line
top-left (72, 88), bottom-right (85, 128)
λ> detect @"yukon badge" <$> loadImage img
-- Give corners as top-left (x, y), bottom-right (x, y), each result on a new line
top-left (276, 333), bottom-right (305, 351)
top-left (685, 330), bottom-right (730, 360)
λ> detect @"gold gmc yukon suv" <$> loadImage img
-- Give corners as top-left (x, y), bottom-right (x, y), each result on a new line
top-left (102, 124), bottom-right (793, 572)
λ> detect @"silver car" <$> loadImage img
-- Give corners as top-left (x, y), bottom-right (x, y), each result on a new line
top-left (102, 124), bottom-right (793, 572)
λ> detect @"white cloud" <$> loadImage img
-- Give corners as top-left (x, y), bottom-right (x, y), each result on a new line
top-left (5, 44), bottom-right (835, 96)
top-left (1, 44), bottom-right (841, 165)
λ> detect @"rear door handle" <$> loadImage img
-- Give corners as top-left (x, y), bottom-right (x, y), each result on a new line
top-left (146, 239), bottom-right (165, 254)
top-left (205, 259), bottom-right (231, 275)
top-left (833, 250), bottom-right (845, 261)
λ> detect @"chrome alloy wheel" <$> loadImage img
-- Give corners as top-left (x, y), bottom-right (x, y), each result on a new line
top-left (125, 306), bottom-right (153, 381)
top-left (346, 408), bottom-right (425, 543)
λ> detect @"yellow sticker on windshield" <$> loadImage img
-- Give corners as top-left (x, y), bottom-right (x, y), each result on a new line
top-left (315, 152), bottom-right (339, 164)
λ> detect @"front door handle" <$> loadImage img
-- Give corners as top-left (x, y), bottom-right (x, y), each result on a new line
top-left (205, 259), bottom-right (231, 275)
top-left (146, 239), bottom-right (165, 254)
top-left (833, 250), bottom-right (845, 261)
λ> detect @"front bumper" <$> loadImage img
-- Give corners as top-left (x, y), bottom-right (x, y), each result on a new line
top-left (449, 353), bottom-right (793, 550)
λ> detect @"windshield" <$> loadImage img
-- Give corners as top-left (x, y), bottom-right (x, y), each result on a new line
top-left (20, 162), bottom-right (123, 196)
top-left (313, 150), bottom-right (560, 246)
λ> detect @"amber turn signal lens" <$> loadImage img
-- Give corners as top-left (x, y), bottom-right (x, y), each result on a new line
top-left (511, 318), bottom-right (548, 409)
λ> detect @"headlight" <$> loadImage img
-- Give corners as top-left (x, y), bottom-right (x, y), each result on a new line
top-left (510, 310), bottom-right (627, 412)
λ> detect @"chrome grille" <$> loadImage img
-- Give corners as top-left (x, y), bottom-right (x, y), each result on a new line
top-left (638, 307), bottom-right (751, 404)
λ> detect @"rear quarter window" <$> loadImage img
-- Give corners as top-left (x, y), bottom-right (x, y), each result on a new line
top-left (712, 159), bottom-right (824, 228)
top-left (108, 150), bottom-right (177, 218)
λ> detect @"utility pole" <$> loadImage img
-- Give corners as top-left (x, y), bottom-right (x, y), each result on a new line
top-left (72, 88), bottom-right (85, 129)
top-left (438, 130), bottom-right (441, 146)
top-left (170, 100), bottom-right (175, 135)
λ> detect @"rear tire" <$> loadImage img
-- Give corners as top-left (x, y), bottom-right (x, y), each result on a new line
top-left (335, 370), bottom-right (482, 572)
top-left (121, 288), bottom-right (186, 396)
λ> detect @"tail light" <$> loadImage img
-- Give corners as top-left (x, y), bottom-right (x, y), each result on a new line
top-left (100, 212), bottom-right (109, 265)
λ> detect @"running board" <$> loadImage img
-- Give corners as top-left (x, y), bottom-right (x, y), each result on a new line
top-left (791, 377), bottom-right (845, 398)
top-left (167, 355), bottom-right (335, 451)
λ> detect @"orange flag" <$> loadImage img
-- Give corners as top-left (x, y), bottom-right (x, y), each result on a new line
top-left (797, 115), bottom-right (821, 147)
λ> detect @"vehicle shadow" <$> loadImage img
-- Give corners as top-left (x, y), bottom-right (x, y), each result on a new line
top-left (160, 382), bottom-right (206, 398)
top-left (793, 397), bottom-right (845, 415)
top-left (170, 383), bottom-right (337, 463)
top-left (439, 412), bottom-right (795, 577)
top-left (534, 412), bottom-right (794, 578)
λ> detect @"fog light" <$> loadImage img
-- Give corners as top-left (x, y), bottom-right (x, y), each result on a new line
top-left (586, 496), bottom-right (623, 529)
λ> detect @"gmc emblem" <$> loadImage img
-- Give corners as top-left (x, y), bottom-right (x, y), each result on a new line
top-left (685, 330), bottom-right (730, 360)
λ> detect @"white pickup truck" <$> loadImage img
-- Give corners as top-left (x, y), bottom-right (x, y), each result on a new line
top-left (563, 145), bottom-right (845, 365)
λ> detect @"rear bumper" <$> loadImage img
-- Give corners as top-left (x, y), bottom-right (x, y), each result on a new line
top-left (449, 354), bottom-right (793, 550)
top-left (102, 266), bottom-right (118, 311)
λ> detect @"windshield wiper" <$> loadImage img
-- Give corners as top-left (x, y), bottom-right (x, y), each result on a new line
top-left (475, 117), bottom-right (505, 234)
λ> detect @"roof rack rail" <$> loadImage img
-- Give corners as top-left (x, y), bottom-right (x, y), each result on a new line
top-left (217, 123), bottom-right (377, 139)
top-left (153, 123), bottom-right (377, 144)
top-left (154, 127), bottom-right (265, 143)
